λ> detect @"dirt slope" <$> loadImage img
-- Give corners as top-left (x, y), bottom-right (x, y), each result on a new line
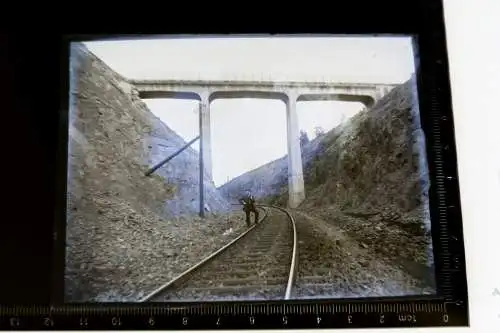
top-left (219, 76), bottom-right (435, 291)
top-left (65, 43), bottom-right (245, 302)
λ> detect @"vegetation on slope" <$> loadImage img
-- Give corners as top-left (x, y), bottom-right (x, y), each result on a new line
top-left (286, 78), bottom-right (429, 216)
top-left (223, 76), bottom-right (435, 289)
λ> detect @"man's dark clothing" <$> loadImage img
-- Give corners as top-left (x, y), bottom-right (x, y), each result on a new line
top-left (239, 195), bottom-right (259, 227)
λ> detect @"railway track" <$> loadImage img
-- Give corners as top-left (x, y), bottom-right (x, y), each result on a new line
top-left (140, 205), bottom-right (298, 302)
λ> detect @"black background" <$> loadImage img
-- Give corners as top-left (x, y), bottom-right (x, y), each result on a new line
top-left (0, 2), bottom-right (467, 325)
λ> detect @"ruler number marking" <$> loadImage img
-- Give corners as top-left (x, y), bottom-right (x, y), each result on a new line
top-left (10, 317), bottom-right (20, 328)
top-left (80, 317), bottom-right (88, 327)
top-left (111, 316), bottom-right (121, 327)
top-left (43, 317), bottom-right (54, 327)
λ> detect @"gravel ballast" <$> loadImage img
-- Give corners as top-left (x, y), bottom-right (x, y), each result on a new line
top-left (66, 197), bottom-right (249, 302)
top-left (148, 209), bottom-right (293, 302)
top-left (291, 210), bottom-right (434, 299)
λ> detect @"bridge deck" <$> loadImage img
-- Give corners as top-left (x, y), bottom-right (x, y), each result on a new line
top-left (128, 79), bottom-right (399, 89)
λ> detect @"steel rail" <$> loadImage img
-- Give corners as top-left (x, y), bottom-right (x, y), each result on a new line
top-left (257, 204), bottom-right (298, 300)
top-left (139, 207), bottom-right (269, 302)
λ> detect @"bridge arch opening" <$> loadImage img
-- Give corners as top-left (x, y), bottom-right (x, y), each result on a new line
top-left (296, 100), bottom-right (365, 140)
top-left (296, 100), bottom-right (365, 200)
top-left (210, 98), bottom-right (288, 192)
top-left (209, 91), bottom-right (287, 104)
top-left (140, 97), bottom-right (205, 216)
top-left (142, 98), bottom-right (200, 150)
top-left (297, 93), bottom-right (374, 108)
top-left (139, 91), bottom-right (201, 101)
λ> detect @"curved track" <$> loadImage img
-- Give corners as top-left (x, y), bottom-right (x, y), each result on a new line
top-left (140, 205), bottom-right (298, 302)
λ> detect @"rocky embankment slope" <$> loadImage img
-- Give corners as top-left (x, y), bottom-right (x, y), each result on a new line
top-left (65, 44), bottom-right (242, 302)
top-left (218, 134), bottom-right (325, 201)
top-left (220, 76), bottom-right (436, 291)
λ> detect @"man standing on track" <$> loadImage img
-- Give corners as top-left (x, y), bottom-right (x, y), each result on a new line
top-left (239, 191), bottom-right (259, 227)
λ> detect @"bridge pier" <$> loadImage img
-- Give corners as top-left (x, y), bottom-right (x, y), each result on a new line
top-left (199, 93), bottom-right (213, 183)
top-left (286, 92), bottom-right (305, 208)
top-left (133, 79), bottom-right (399, 212)
top-left (198, 92), bottom-right (213, 218)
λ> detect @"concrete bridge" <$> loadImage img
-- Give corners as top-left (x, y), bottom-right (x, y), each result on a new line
top-left (129, 79), bottom-right (398, 209)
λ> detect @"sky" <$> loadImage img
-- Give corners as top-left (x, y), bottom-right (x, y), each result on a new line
top-left (83, 36), bottom-right (416, 187)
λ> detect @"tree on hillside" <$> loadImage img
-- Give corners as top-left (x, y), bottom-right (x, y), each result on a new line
top-left (299, 130), bottom-right (309, 149)
top-left (314, 126), bottom-right (325, 138)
